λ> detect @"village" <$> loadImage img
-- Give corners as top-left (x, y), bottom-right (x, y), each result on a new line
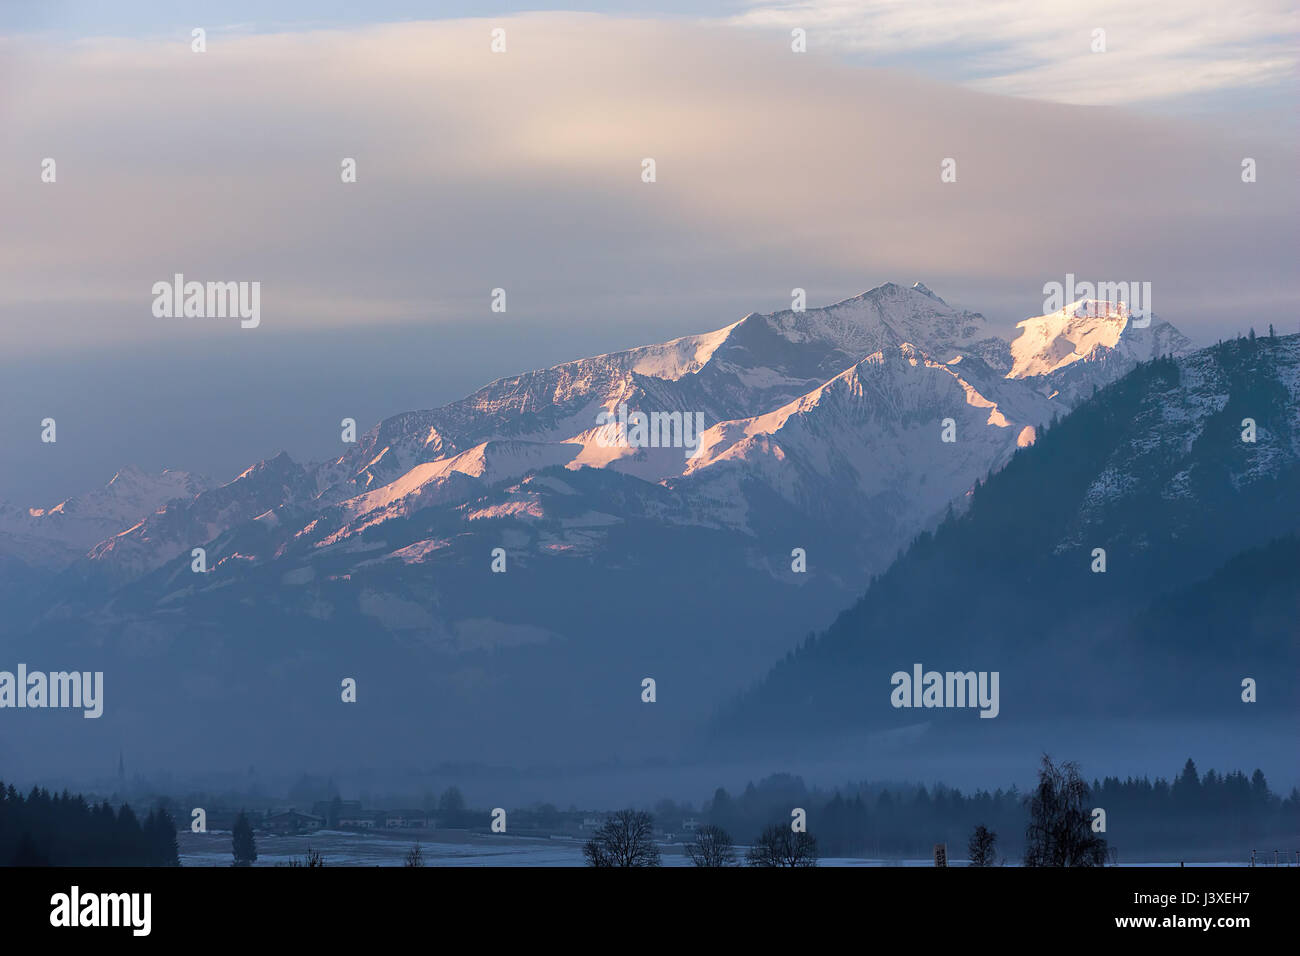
top-left (199, 801), bottom-right (705, 844)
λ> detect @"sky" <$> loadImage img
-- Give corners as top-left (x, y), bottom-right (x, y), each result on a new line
top-left (1, 2), bottom-right (1296, 504)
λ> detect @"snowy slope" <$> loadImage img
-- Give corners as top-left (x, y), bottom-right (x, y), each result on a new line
top-left (1008, 298), bottom-right (1193, 383)
top-left (85, 452), bottom-right (313, 579)
top-left (0, 466), bottom-right (209, 567)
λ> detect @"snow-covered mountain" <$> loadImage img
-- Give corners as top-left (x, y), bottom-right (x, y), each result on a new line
top-left (1008, 298), bottom-right (1193, 404)
top-left (0, 466), bottom-right (209, 568)
top-left (7, 283), bottom-right (1192, 591)
top-left (85, 451), bottom-right (315, 581)
top-left (1008, 298), bottom-right (1187, 377)
top-left (312, 281), bottom-right (1011, 500)
top-left (0, 280), bottom-right (1213, 768)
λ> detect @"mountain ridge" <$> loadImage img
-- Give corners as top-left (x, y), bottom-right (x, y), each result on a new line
top-left (4, 281), bottom-right (1193, 586)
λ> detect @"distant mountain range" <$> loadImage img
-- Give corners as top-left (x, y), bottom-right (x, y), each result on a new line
top-left (0, 466), bottom-right (210, 569)
top-left (9, 281), bottom-right (1262, 771)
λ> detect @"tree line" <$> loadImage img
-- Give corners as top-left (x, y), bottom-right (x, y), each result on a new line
top-left (0, 782), bottom-right (179, 866)
top-left (701, 757), bottom-right (1297, 860)
top-left (585, 756), bottom-right (1106, 867)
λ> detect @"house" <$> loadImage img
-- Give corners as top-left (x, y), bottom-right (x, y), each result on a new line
top-left (383, 809), bottom-right (427, 829)
top-left (264, 809), bottom-right (324, 835)
top-left (312, 799), bottom-right (364, 827)
top-left (338, 813), bottom-right (376, 829)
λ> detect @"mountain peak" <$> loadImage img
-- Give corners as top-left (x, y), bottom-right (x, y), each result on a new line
top-left (1007, 299), bottom-right (1191, 379)
top-left (789, 282), bottom-right (997, 364)
top-left (230, 450), bottom-right (299, 485)
top-left (847, 280), bottom-right (945, 305)
top-left (911, 281), bottom-right (942, 302)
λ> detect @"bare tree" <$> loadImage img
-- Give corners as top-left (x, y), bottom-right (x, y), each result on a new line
top-left (583, 810), bottom-right (661, 867)
top-left (967, 824), bottom-right (997, 866)
top-left (745, 825), bottom-right (818, 867)
top-left (1024, 755), bottom-right (1108, 867)
top-left (287, 845), bottom-right (325, 867)
top-left (404, 841), bottom-right (425, 867)
top-left (686, 825), bottom-right (736, 867)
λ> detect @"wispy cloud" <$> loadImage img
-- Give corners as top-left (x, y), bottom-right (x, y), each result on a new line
top-left (729, 0), bottom-right (1300, 106)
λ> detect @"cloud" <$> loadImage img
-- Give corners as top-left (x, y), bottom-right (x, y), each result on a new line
top-left (0, 13), bottom-right (1296, 363)
top-left (729, 0), bottom-right (1300, 106)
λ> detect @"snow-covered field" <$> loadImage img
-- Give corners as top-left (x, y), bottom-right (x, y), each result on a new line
top-left (177, 829), bottom-right (1248, 868)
